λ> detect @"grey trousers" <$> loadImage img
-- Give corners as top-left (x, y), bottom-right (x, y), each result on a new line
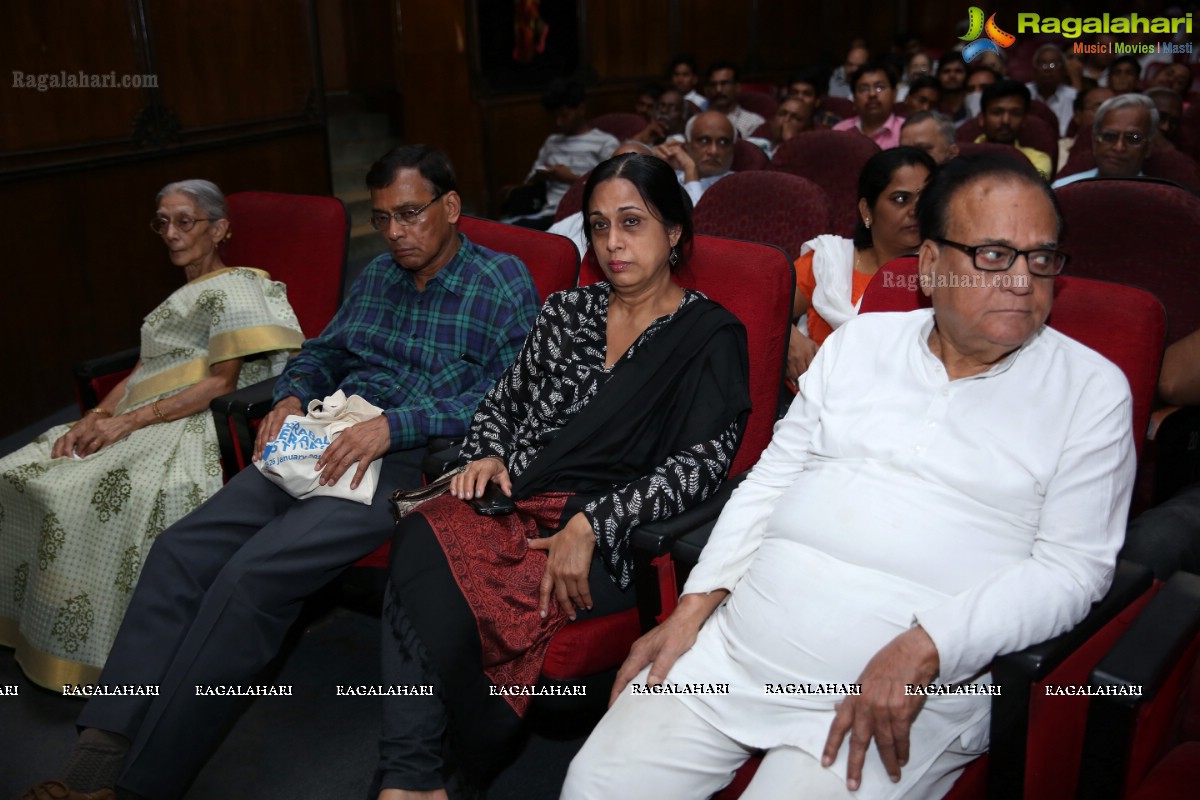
top-left (76, 449), bottom-right (424, 800)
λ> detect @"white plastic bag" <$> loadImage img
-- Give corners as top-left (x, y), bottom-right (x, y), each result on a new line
top-left (256, 391), bottom-right (384, 504)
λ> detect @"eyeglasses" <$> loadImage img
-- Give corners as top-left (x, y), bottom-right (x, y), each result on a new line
top-left (855, 82), bottom-right (891, 95)
top-left (370, 194), bottom-right (443, 230)
top-left (1036, 60), bottom-right (1063, 70)
top-left (150, 215), bottom-right (211, 234)
top-left (936, 238), bottom-right (1068, 276)
top-left (1095, 130), bottom-right (1150, 148)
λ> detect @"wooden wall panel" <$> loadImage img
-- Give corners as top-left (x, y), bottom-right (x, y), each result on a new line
top-left (585, 2), bottom-right (672, 81)
top-left (146, 0), bottom-right (316, 128)
top-left (1, 1), bottom-right (146, 151)
top-left (677, 0), bottom-right (752, 68)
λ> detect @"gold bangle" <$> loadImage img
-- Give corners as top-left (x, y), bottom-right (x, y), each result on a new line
top-left (152, 399), bottom-right (167, 422)
top-left (87, 406), bottom-right (111, 417)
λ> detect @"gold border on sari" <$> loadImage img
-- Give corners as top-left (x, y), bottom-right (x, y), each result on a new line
top-left (0, 616), bottom-right (101, 692)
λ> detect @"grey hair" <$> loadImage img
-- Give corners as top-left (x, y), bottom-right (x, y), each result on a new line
top-left (1033, 43), bottom-right (1065, 62)
top-left (156, 179), bottom-right (228, 220)
top-left (616, 140), bottom-right (656, 154)
top-left (1093, 93), bottom-right (1160, 139)
top-left (902, 110), bottom-right (956, 145)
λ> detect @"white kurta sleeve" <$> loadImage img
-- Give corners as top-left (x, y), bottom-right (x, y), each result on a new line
top-left (915, 365), bottom-right (1135, 684)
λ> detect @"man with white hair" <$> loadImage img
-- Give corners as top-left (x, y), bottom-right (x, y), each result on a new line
top-left (1052, 94), bottom-right (1158, 187)
top-left (1027, 44), bottom-right (1076, 136)
top-left (900, 111), bottom-right (959, 165)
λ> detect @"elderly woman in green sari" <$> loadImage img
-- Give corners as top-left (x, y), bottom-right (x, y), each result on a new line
top-left (0, 179), bottom-right (304, 689)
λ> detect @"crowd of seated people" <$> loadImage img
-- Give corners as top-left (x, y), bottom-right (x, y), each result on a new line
top-left (12, 22), bottom-right (1200, 800)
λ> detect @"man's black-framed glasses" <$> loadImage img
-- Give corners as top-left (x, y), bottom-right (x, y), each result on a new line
top-left (935, 238), bottom-right (1068, 277)
top-left (370, 193), bottom-right (443, 231)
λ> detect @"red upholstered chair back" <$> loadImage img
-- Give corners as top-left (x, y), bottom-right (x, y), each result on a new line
top-left (1028, 99), bottom-right (1061, 138)
top-left (1055, 178), bottom-right (1200, 344)
top-left (768, 130), bottom-right (880, 238)
top-left (554, 172), bottom-right (590, 222)
top-left (222, 191), bottom-right (349, 337)
top-left (456, 215), bottom-right (579, 301)
top-left (589, 113), bottom-right (647, 142)
top-left (862, 258), bottom-right (1167, 461)
top-left (736, 90), bottom-right (779, 120)
top-left (693, 171), bottom-right (832, 260)
top-left (818, 96), bottom-right (856, 119)
top-left (580, 235), bottom-right (793, 475)
top-left (955, 141), bottom-right (1043, 167)
top-left (956, 115), bottom-right (1058, 175)
top-left (731, 139), bottom-right (769, 172)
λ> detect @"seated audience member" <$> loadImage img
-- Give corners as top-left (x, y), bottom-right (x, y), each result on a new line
top-left (896, 50), bottom-right (933, 101)
top-left (963, 65), bottom-right (999, 119)
top-left (789, 147), bottom-right (936, 378)
top-left (634, 82), bottom-right (663, 120)
top-left (1059, 86), bottom-right (1115, 166)
top-left (1027, 44), bottom-right (1077, 136)
top-left (767, 97), bottom-right (816, 158)
top-left (829, 43), bottom-right (870, 100)
top-left (633, 88), bottom-right (687, 146)
top-left (834, 62), bottom-right (903, 150)
top-left (788, 68), bottom-right (842, 129)
top-left (937, 51), bottom-right (970, 122)
top-left (659, 111), bottom-right (737, 205)
top-left (549, 140), bottom-right (659, 255)
top-left (975, 80), bottom-right (1053, 180)
top-left (23, 145), bottom-right (542, 800)
top-left (1107, 55), bottom-right (1142, 95)
top-left (974, 47), bottom-right (1007, 78)
top-left (670, 53), bottom-right (707, 110)
top-left (1053, 94), bottom-right (1158, 187)
top-left (511, 79), bottom-right (619, 230)
top-left (374, 153), bottom-right (750, 799)
top-left (1070, 34), bottom-right (1118, 89)
top-left (0, 180), bottom-right (303, 691)
top-left (901, 111), bottom-right (960, 164)
top-left (1121, 327), bottom-right (1200, 580)
top-left (904, 75), bottom-right (942, 115)
top-left (704, 61), bottom-right (765, 140)
top-left (1149, 62), bottom-right (1193, 97)
top-left (1145, 87), bottom-right (1187, 153)
top-left (565, 154), bottom-right (1133, 800)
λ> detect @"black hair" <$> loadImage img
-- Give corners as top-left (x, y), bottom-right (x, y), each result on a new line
top-left (938, 51), bottom-right (967, 71)
top-left (637, 82), bottom-right (664, 100)
top-left (849, 62), bottom-right (898, 92)
top-left (542, 78), bottom-right (586, 112)
top-left (980, 78), bottom-right (1031, 113)
top-left (581, 154), bottom-right (694, 272)
top-left (908, 75), bottom-right (942, 97)
top-left (853, 147), bottom-right (937, 249)
top-left (706, 60), bottom-right (741, 82)
top-left (1109, 55), bottom-right (1142, 78)
top-left (365, 144), bottom-right (457, 194)
top-left (966, 64), bottom-right (999, 80)
top-left (669, 53), bottom-right (698, 73)
top-left (789, 66), bottom-right (829, 97)
top-left (916, 153), bottom-right (1062, 243)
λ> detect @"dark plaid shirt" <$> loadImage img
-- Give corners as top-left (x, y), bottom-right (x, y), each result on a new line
top-left (273, 234), bottom-right (540, 450)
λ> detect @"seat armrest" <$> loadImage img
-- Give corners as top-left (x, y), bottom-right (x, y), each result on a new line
top-left (72, 347), bottom-right (140, 409)
top-left (422, 441), bottom-right (462, 481)
top-left (631, 475), bottom-right (744, 558)
top-left (210, 378), bottom-right (278, 474)
top-left (987, 560), bottom-right (1154, 799)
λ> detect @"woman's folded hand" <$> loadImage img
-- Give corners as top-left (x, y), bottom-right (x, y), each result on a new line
top-left (451, 456), bottom-right (512, 499)
top-left (527, 512), bottom-right (596, 621)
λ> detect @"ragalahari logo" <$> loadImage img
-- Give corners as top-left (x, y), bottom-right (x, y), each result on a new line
top-left (960, 7), bottom-right (1017, 62)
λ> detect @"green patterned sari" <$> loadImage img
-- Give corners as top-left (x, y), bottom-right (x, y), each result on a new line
top-left (0, 267), bottom-right (304, 689)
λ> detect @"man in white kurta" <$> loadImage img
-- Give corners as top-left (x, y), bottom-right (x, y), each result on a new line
top-left (564, 156), bottom-right (1135, 800)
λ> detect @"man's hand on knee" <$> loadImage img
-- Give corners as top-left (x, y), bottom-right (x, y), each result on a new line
top-left (821, 625), bottom-right (939, 791)
top-left (254, 396), bottom-right (303, 461)
top-left (316, 415), bottom-right (392, 489)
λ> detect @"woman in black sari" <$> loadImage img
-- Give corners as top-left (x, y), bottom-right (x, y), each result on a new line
top-left (376, 153), bottom-right (751, 799)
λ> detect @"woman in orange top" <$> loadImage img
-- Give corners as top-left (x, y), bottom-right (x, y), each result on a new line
top-left (790, 147), bottom-right (936, 380)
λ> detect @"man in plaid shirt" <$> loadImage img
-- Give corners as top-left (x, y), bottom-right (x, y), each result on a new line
top-left (46, 145), bottom-right (541, 800)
